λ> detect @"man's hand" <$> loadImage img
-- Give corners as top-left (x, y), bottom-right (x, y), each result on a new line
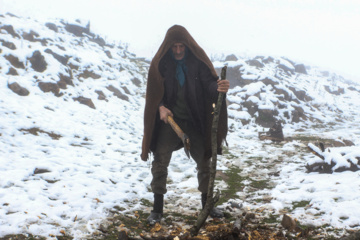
top-left (159, 105), bottom-right (173, 124)
top-left (217, 79), bottom-right (230, 93)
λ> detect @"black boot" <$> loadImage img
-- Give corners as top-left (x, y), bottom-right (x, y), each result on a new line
top-left (147, 193), bottom-right (163, 225)
top-left (201, 193), bottom-right (224, 218)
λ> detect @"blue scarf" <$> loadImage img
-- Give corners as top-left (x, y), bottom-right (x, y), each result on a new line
top-left (171, 50), bottom-right (187, 87)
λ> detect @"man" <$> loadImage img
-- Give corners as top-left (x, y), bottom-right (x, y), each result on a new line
top-left (141, 25), bottom-right (229, 225)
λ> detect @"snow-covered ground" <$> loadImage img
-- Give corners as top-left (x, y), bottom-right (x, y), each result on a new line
top-left (1, 13), bottom-right (360, 239)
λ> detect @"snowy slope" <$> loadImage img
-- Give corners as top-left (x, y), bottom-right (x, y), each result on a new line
top-left (1, 13), bottom-right (360, 239)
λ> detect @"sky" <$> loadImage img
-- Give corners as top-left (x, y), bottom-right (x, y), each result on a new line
top-left (1, 0), bottom-right (360, 81)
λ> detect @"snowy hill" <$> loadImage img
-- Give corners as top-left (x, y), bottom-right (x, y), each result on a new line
top-left (1, 13), bottom-right (360, 239)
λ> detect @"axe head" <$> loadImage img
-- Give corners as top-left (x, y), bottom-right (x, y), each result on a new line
top-left (182, 134), bottom-right (191, 158)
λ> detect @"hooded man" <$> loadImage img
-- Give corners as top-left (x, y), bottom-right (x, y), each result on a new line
top-left (141, 25), bottom-right (229, 225)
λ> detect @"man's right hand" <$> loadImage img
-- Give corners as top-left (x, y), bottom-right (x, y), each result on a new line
top-left (159, 106), bottom-right (173, 124)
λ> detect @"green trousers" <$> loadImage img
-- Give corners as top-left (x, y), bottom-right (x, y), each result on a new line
top-left (151, 118), bottom-right (210, 195)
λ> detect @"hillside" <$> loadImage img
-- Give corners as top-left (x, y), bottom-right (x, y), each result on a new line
top-left (1, 13), bottom-right (360, 239)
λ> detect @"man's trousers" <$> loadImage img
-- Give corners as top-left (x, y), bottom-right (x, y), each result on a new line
top-left (151, 118), bottom-right (210, 195)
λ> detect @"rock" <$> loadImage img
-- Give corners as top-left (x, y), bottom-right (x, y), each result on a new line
top-left (89, 35), bottom-right (106, 47)
top-left (246, 59), bottom-right (264, 68)
top-left (263, 56), bottom-right (274, 63)
top-left (1, 39), bottom-right (16, 50)
top-left (289, 87), bottom-right (307, 101)
top-left (225, 54), bottom-right (238, 61)
top-left (106, 85), bottom-right (129, 101)
top-left (277, 63), bottom-right (295, 75)
top-left (295, 64), bottom-right (307, 74)
top-left (131, 77), bottom-right (142, 87)
top-left (28, 50), bottom-right (47, 72)
top-left (105, 50), bottom-right (112, 59)
top-left (34, 168), bottom-right (51, 175)
top-left (291, 106), bottom-right (306, 123)
top-left (95, 90), bottom-right (107, 101)
top-left (78, 70), bottom-right (101, 79)
top-left (65, 22), bottom-right (90, 37)
top-left (324, 85), bottom-right (344, 95)
top-left (7, 67), bottom-right (18, 76)
top-left (45, 48), bottom-right (70, 65)
top-left (256, 108), bottom-right (278, 128)
top-left (57, 73), bottom-right (74, 88)
top-left (261, 78), bottom-right (278, 86)
top-left (8, 82), bottom-right (30, 96)
top-left (45, 22), bottom-right (58, 32)
top-left (73, 96), bottom-right (96, 109)
top-left (38, 82), bottom-right (61, 96)
top-left (0, 25), bottom-right (20, 38)
top-left (22, 30), bottom-right (40, 42)
top-left (4, 54), bottom-right (25, 69)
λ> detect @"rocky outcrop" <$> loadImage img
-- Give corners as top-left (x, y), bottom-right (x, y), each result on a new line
top-left (8, 82), bottom-right (30, 96)
top-left (28, 50), bottom-right (47, 72)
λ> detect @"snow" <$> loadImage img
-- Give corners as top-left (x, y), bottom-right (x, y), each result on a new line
top-left (1, 12), bottom-right (360, 239)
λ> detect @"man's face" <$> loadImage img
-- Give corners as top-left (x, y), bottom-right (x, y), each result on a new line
top-left (172, 43), bottom-right (186, 60)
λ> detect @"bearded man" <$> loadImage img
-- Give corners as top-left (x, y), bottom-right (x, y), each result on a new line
top-left (141, 25), bottom-right (229, 225)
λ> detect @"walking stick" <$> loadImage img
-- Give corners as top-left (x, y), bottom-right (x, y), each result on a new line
top-left (192, 66), bottom-right (227, 235)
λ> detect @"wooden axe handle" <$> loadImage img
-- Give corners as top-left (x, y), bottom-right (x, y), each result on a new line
top-left (167, 115), bottom-right (184, 139)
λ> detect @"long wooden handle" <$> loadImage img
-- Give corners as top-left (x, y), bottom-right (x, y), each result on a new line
top-left (167, 115), bottom-right (184, 139)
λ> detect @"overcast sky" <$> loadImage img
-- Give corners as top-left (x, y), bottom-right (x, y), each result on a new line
top-left (1, 0), bottom-right (360, 81)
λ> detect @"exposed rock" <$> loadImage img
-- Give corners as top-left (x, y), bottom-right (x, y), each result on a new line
top-left (34, 168), bottom-right (51, 175)
top-left (131, 77), bottom-right (142, 87)
top-left (289, 87), bottom-right (307, 101)
top-left (246, 59), bottom-right (264, 68)
top-left (277, 63), bottom-right (295, 75)
top-left (78, 69), bottom-right (101, 79)
top-left (333, 139), bottom-right (355, 147)
top-left (38, 82), bottom-right (61, 96)
top-left (263, 56), bottom-right (274, 63)
top-left (224, 54), bottom-right (238, 61)
top-left (324, 85), bottom-right (344, 95)
top-left (0, 25), bottom-right (20, 38)
top-left (28, 50), bottom-right (47, 72)
top-left (4, 54), bottom-right (25, 69)
top-left (291, 106), bottom-right (306, 123)
top-left (105, 50), bottom-right (112, 59)
top-left (7, 67), bottom-right (18, 75)
top-left (64, 22), bottom-right (90, 37)
top-left (256, 108), bottom-right (278, 128)
top-left (44, 48), bottom-right (70, 65)
top-left (295, 64), bottom-right (307, 74)
top-left (8, 82), bottom-right (30, 96)
top-left (0, 39), bottom-right (16, 49)
top-left (95, 90), bottom-right (107, 101)
top-left (57, 73), bottom-right (74, 88)
top-left (106, 85), bottom-right (129, 101)
top-left (261, 78), bottom-right (278, 86)
top-left (19, 127), bottom-right (62, 140)
top-left (274, 86), bottom-right (291, 101)
top-left (89, 35), bottom-right (106, 47)
top-left (242, 100), bottom-right (258, 116)
top-left (45, 22), bottom-right (58, 32)
top-left (22, 30), bottom-right (40, 42)
top-left (73, 96), bottom-right (96, 109)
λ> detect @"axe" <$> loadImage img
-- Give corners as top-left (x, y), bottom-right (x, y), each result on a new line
top-left (167, 115), bottom-right (191, 158)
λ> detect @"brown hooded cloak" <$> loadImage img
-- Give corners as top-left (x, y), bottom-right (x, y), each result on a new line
top-left (141, 25), bottom-right (227, 161)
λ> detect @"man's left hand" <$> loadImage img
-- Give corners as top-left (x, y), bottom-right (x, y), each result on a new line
top-left (217, 79), bottom-right (230, 93)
